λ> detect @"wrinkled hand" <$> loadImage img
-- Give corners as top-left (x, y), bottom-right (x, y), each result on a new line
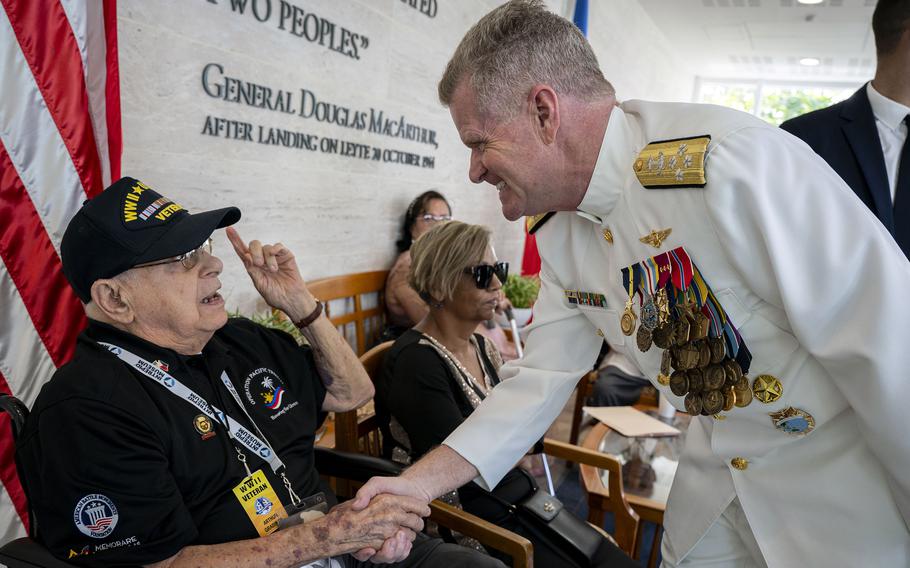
top-left (226, 227), bottom-right (315, 319)
top-left (325, 494), bottom-right (429, 562)
top-left (351, 529), bottom-right (413, 564)
top-left (351, 477), bottom-right (433, 562)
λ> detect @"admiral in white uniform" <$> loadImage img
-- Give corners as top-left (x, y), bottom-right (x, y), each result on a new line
top-left (445, 100), bottom-right (910, 566)
top-left (353, 3), bottom-right (910, 566)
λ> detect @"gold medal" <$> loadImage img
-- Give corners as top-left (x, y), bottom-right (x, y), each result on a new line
top-left (703, 364), bottom-right (725, 391)
top-left (690, 310), bottom-right (710, 340)
top-left (684, 392), bottom-right (703, 415)
top-left (636, 324), bottom-right (653, 352)
top-left (655, 288), bottom-right (671, 326)
top-left (660, 349), bottom-right (672, 376)
top-left (669, 370), bottom-right (689, 397)
top-left (709, 336), bottom-right (726, 364)
top-left (621, 275), bottom-right (637, 336)
top-left (722, 386), bottom-right (736, 412)
top-left (673, 317), bottom-right (691, 347)
top-left (687, 368), bottom-right (705, 393)
top-left (702, 389), bottom-right (724, 415)
top-left (621, 307), bottom-right (636, 336)
top-left (652, 322), bottom-right (676, 349)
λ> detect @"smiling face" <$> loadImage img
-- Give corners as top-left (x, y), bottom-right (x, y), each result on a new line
top-left (445, 244), bottom-right (503, 324)
top-left (122, 245), bottom-right (227, 351)
top-left (448, 79), bottom-right (558, 221)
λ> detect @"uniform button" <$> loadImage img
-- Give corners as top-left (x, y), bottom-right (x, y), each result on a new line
top-left (596, 328), bottom-right (604, 337)
top-left (730, 457), bottom-right (749, 470)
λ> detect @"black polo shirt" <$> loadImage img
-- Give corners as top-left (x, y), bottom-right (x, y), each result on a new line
top-left (17, 318), bottom-right (330, 566)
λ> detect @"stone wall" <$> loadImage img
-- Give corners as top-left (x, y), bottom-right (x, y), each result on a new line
top-left (118, 0), bottom-right (694, 315)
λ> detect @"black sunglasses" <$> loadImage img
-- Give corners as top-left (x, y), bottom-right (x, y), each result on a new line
top-left (464, 261), bottom-right (509, 289)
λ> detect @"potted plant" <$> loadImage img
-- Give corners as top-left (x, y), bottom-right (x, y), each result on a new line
top-left (502, 274), bottom-right (540, 327)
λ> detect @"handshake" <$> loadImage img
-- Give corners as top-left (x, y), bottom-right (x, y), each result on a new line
top-left (325, 476), bottom-right (433, 564)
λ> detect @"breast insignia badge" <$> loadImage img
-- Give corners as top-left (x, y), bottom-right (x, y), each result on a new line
top-left (751, 374), bottom-right (783, 404)
top-left (769, 407), bottom-right (815, 435)
top-left (634, 135), bottom-right (710, 189)
top-left (639, 228), bottom-right (672, 249)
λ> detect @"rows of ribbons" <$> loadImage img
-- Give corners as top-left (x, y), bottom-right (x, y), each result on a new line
top-left (621, 246), bottom-right (752, 374)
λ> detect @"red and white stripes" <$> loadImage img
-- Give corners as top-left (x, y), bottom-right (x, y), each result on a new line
top-left (0, 0), bottom-right (120, 542)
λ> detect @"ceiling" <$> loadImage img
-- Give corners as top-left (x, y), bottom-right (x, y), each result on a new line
top-left (637, 0), bottom-right (877, 85)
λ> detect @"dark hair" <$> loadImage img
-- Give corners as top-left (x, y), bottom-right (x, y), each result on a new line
top-left (873, 0), bottom-right (910, 56)
top-left (395, 190), bottom-right (451, 253)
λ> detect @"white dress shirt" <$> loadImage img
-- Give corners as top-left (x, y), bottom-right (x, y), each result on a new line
top-left (867, 82), bottom-right (910, 202)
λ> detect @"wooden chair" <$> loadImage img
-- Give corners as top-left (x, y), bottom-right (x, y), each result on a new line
top-left (307, 270), bottom-right (389, 356)
top-left (547, 438), bottom-right (641, 558)
top-left (334, 341), bottom-right (394, 456)
top-left (569, 372), bottom-right (659, 446)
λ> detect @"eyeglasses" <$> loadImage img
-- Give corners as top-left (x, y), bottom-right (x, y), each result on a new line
top-left (420, 214), bottom-right (452, 223)
top-left (464, 261), bottom-right (509, 289)
top-left (133, 238), bottom-right (213, 270)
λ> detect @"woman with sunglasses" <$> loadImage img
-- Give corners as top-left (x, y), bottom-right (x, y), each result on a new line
top-left (376, 221), bottom-right (617, 567)
top-left (384, 193), bottom-right (518, 360)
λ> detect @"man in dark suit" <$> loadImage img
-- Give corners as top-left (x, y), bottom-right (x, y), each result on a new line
top-left (781, 0), bottom-right (910, 258)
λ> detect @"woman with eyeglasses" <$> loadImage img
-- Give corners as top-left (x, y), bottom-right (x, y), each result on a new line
top-left (375, 221), bottom-right (617, 567)
top-left (385, 190), bottom-right (453, 334)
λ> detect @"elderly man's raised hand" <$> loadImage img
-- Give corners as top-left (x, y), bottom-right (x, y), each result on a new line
top-left (226, 227), bottom-right (317, 321)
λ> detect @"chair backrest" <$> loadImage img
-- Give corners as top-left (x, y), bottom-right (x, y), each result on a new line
top-left (0, 394), bottom-right (28, 439)
top-left (307, 271), bottom-right (388, 356)
top-left (334, 341), bottom-right (394, 457)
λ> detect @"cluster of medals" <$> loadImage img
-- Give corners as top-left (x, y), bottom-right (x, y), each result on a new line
top-left (620, 247), bottom-right (754, 417)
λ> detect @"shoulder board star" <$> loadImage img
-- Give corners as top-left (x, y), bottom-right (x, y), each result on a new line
top-left (526, 212), bottom-right (556, 235)
top-left (633, 135), bottom-right (710, 189)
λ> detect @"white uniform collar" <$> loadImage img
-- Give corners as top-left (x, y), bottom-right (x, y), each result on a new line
top-left (867, 81), bottom-right (910, 133)
top-left (576, 105), bottom-right (639, 223)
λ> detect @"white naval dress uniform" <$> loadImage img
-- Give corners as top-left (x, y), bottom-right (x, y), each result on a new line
top-left (443, 100), bottom-right (910, 566)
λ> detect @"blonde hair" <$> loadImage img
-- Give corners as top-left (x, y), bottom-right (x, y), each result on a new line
top-left (438, 0), bottom-right (614, 119)
top-left (409, 221), bottom-right (491, 304)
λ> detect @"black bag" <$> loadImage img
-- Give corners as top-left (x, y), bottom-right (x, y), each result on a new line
top-left (484, 468), bottom-right (606, 568)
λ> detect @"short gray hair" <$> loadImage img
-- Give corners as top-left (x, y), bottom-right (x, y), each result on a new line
top-left (439, 0), bottom-right (614, 118)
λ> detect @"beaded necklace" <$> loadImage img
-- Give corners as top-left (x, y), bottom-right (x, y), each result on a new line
top-left (419, 332), bottom-right (492, 408)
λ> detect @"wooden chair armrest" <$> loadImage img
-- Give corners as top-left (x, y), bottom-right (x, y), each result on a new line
top-left (429, 500), bottom-right (534, 568)
top-left (543, 437), bottom-right (640, 556)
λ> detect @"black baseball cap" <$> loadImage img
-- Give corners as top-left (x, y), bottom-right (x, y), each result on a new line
top-left (61, 177), bottom-right (241, 302)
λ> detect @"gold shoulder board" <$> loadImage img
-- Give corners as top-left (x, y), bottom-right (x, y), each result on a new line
top-left (526, 212), bottom-right (555, 234)
top-left (633, 135), bottom-right (710, 189)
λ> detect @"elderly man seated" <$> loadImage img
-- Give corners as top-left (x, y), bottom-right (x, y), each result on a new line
top-left (17, 177), bottom-right (502, 568)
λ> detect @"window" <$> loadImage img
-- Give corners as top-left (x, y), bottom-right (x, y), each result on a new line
top-left (697, 80), bottom-right (858, 126)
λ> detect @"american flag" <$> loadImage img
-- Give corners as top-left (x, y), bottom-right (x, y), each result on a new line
top-left (0, 0), bottom-right (121, 541)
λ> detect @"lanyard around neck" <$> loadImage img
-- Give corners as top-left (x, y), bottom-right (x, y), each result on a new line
top-left (98, 342), bottom-right (286, 474)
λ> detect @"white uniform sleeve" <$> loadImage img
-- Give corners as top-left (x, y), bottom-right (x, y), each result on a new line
top-left (443, 252), bottom-right (603, 490)
top-left (706, 125), bottom-right (910, 526)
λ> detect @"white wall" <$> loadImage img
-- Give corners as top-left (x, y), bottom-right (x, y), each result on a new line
top-left (586, 0), bottom-right (696, 103)
top-left (117, 0), bottom-right (692, 315)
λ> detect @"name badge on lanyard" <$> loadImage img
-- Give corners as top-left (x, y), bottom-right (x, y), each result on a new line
top-left (232, 469), bottom-right (287, 537)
